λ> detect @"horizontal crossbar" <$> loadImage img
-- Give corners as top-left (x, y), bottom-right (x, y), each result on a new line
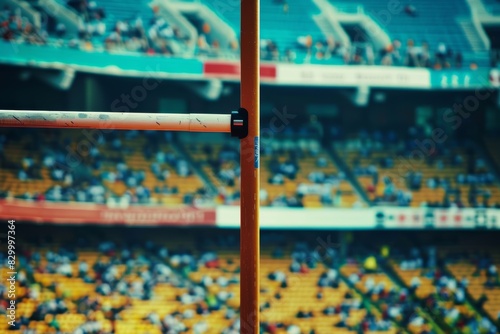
top-left (0, 110), bottom-right (231, 133)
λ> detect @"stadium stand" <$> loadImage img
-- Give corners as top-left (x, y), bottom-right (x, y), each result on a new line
top-left (1, 2), bottom-right (499, 334)
top-left (0, 127), bottom-right (368, 208)
top-left (346, 231), bottom-right (499, 334)
top-left (1, 126), bottom-right (499, 209)
top-left (1, 0), bottom-right (495, 67)
top-left (340, 263), bottom-right (437, 334)
top-left (0, 129), bottom-right (209, 206)
top-left (204, 0), bottom-right (339, 64)
top-left (2, 226), bottom-right (499, 334)
top-left (182, 137), bottom-right (364, 208)
top-left (0, 225), bottom-right (396, 334)
top-left (443, 237), bottom-right (500, 324)
top-left (334, 129), bottom-right (500, 208)
top-left (481, 0), bottom-right (500, 15)
top-left (385, 232), bottom-right (500, 334)
top-left (484, 136), bottom-right (500, 178)
top-left (332, 0), bottom-right (490, 68)
top-left (0, 4), bottom-right (48, 45)
top-left (1, 2), bottom-right (499, 330)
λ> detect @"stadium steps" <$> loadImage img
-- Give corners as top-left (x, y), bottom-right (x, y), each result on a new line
top-left (456, 17), bottom-right (489, 52)
top-left (479, 0), bottom-right (500, 15)
top-left (33, 0), bottom-right (81, 37)
top-left (441, 263), bottom-right (497, 326)
top-left (259, 263), bottom-right (369, 332)
top-left (0, 0), bottom-right (43, 28)
top-left (384, 261), bottom-right (462, 334)
top-left (202, 0), bottom-right (326, 58)
top-left (183, 140), bottom-right (364, 208)
top-left (438, 240), bottom-right (500, 323)
top-left (174, 141), bottom-right (218, 195)
top-left (447, 262), bottom-right (500, 322)
top-left (340, 263), bottom-right (436, 334)
top-left (119, 135), bottom-right (205, 203)
top-left (469, 138), bottom-right (500, 205)
top-left (167, 233), bottom-right (380, 333)
top-left (326, 144), bottom-right (372, 206)
top-left (483, 136), bottom-right (500, 181)
top-left (0, 140), bottom-right (54, 197)
top-left (336, 138), bottom-right (500, 207)
top-left (333, 0), bottom-right (488, 67)
top-left (182, 142), bottom-right (241, 204)
top-left (97, 0), bottom-right (155, 33)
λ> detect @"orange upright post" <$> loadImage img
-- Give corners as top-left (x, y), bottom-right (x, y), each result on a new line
top-left (239, 0), bottom-right (260, 333)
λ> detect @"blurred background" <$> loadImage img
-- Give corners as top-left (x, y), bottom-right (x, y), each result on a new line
top-left (0, 0), bottom-right (499, 333)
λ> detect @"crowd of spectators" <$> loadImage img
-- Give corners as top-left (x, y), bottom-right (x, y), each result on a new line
top-left (340, 125), bottom-right (500, 208)
top-left (378, 39), bottom-right (465, 69)
top-left (0, 129), bottom-right (215, 207)
top-left (267, 239), bottom-right (400, 333)
top-left (280, 32), bottom-right (469, 69)
top-left (3, 123), bottom-right (500, 210)
top-left (346, 262), bottom-right (432, 333)
top-left (395, 245), bottom-right (499, 334)
top-left (265, 144), bottom-right (350, 208)
top-left (2, 225), bottom-right (500, 333)
top-left (0, 229), bottom-right (323, 333)
top-left (1, 1), bottom-right (203, 57)
top-left (195, 123), bottom-right (357, 208)
top-left (0, 229), bottom-right (247, 334)
top-left (338, 245), bottom-right (496, 334)
top-left (260, 34), bottom-right (348, 64)
top-left (1, 0), bottom-right (487, 68)
top-left (1, 6), bottom-right (47, 45)
top-left (71, 3), bottom-right (192, 56)
top-left (67, 0), bottom-right (106, 23)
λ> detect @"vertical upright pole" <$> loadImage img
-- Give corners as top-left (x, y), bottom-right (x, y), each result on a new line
top-left (240, 0), bottom-right (260, 332)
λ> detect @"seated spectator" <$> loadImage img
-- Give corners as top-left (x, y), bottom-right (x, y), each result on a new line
top-left (410, 276), bottom-right (421, 294)
top-left (289, 261), bottom-right (300, 273)
top-left (335, 313), bottom-right (348, 328)
top-left (365, 277), bottom-right (375, 294)
top-left (487, 264), bottom-right (498, 279)
top-left (286, 324), bottom-right (300, 334)
top-left (436, 42), bottom-right (449, 66)
top-left (364, 255), bottom-right (378, 273)
top-left (454, 287), bottom-right (465, 305)
top-left (282, 48), bottom-right (296, 63)
top-left (296, 309), bottom-right (307, 318)
top-left (323, 305), bottom-right (336, 315)
top-left (404, 4), bottom-right (417, 17)
top-left (296, 35), bottom-right (312, 51)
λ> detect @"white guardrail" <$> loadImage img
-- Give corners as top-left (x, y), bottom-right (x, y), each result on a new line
top-left (216, 206), bottom-right (500, 229)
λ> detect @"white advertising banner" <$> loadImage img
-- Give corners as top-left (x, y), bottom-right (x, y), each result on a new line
top-left (216, 206), bottom-right (500, 229)
top-left (216, 206), bottom-right (373, 229)
top-left (275, 64), bottom-right (432, 88)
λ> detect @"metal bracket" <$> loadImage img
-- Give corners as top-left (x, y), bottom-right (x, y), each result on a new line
top-left (230, 108), bottom-right (248, 139)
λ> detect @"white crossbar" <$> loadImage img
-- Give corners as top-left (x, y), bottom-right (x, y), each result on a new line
top-left (0, 110), bottom-right (231, 133)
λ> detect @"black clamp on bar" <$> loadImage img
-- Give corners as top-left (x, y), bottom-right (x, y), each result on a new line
top-left (230, 108), bottom-right (248, 139)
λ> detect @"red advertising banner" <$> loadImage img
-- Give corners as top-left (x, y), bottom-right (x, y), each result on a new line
top-left (0, 200), bottom-right (216, 226)
top-left (203, 61), bottom-right (276, 81)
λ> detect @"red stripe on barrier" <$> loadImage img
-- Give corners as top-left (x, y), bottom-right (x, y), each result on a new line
top-left (260, 64), bottom-right (276, 79)
top-left (203, 61), bottom-right (276, 80)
